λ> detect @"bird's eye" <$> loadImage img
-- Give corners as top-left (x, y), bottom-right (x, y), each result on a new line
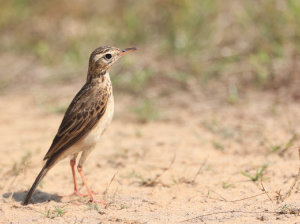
top-left (105, 54), bottom-right (112, 59)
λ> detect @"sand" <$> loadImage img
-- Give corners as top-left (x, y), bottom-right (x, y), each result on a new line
top-left (1, 91), bottom-right (300, 223)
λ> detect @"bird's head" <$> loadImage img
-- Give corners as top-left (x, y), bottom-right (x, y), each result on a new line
top-left (87, 46), bottom-right (137, 81)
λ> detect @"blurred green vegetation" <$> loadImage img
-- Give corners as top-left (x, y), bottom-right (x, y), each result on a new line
top-left (1, 0), bottom-right (300, 95)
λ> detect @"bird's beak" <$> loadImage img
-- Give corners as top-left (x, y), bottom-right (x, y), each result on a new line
top-left (118, 47), bottom-right (138, 57)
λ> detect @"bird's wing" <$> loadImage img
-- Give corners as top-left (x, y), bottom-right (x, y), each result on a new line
top-left (43, 83), bottom-right (110, 160)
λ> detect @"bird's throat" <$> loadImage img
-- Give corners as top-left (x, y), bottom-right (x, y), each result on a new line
top-left (87, 71), bottom-right (112, 88)
top-left (87, 70), bottom-right (108, 83)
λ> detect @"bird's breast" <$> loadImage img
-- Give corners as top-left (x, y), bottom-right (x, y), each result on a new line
top-left (85, 95), bottom-right (114, 145)
top-left (61, 94), bottom-right (114, 160)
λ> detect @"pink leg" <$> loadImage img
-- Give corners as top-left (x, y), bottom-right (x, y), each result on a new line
top-left (77, 165), bottom-right (106, 204)
top-left (61, 158), bottom-right (89, 197)
top-left (77, 165), bottom-right (95, 201)
top-left (71, 159), bottom-right (78, 191)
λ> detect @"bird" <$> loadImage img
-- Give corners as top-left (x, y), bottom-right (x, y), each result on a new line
top-left (23, 46), bottom-right (137, 205)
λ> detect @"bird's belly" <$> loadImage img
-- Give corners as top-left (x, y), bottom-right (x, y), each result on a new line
top-left (63, 96), bottom-right (114, 159)
top-left (57, 96), bottom-right (114, 164)
top-left (82, 96), bottom-right (114, 147)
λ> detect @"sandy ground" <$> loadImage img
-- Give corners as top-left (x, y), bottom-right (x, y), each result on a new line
top-left (1, 91), bottom-right (300, 224)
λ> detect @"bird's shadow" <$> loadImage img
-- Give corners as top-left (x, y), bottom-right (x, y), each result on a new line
top-left (3, 190), bottom-right (61, 204)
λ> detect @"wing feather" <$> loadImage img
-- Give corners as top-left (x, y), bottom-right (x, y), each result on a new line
top-left (43, 83), bottom-right (109, 160)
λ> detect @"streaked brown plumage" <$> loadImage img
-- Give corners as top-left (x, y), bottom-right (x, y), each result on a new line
top-left (23, 46), bottom-right (137, 205)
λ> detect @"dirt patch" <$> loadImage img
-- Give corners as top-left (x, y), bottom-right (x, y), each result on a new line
top-left (1, 91), bottom-right (300, 223)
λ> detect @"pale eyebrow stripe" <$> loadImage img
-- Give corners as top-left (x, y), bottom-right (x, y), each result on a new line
top-left (93, 53), bottom-right (104, 62)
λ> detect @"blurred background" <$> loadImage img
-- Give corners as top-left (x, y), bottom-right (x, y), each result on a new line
top-left (1, 0), bottom-right (300, 120)
top-left (2, 2), bottom-right (300, 219)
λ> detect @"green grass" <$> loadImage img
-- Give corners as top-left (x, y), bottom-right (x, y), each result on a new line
top-left (1, 1), bottom-right (300, 95)
top-left (265, 134), bottom-right (297, 153)
top-left (131, 99), bottom-right (161, 123)
top-left (120, 204), bottom-right (131, 210)
top-left (84, 202), bottom-right (100, 212)
top-left (222, 181), bottom-right (234, 189)
top-left (279, 204), bottom-right (300, 215)
top-left (131, 171), bottom-right (148, 185)
top-left (241, 164), bottom-right (268, 182)
top-left (35, 205), bottom-right (69, 219)
top-left (212, 141), bottom-right (224, 150)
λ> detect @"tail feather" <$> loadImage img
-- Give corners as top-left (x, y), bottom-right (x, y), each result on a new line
top-left (23, 166), bottom-right (49, 205)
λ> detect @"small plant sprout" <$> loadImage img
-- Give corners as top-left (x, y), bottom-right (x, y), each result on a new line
top-left (212, 141), bottom-right (224, 150)
top-left (85, 202), bottom-right (100, 211)
top-left (222, 181), bottom-right (234, 189)
top-left (120, 204), bottom-right (131, 209)
top-left (84, 201), bottom-right (106, 215)
top-left (36, 209), bottom-right (52, 219)
top-left (35, 205), bottom-right (69, 219)
top-left (54, 205), bottom-right (69, 216)
top-left (280, 204), bottom-right (300, 215)
top-left (265, 134), bottom-right (297, 153)
top-left (241, 164), bottom-right (268, 182)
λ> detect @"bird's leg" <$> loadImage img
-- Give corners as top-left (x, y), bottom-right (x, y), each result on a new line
top-left (70, 158), bottom-right (78, 191)
top-left (77, 165), bottom-right (106, 204)
top-left (62, 153), bottom-right (89, 197)
top-left (76, 149), bottom-right (106, 204)
top-left (77, 165), bottom-right (96, 202)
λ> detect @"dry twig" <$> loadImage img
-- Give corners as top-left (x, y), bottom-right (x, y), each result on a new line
top-left (144, 154), bottom-right (176, 187)
top-left (192, 156), bottom-right (209, 183)
top-left (180, 210), bottom-right (278, 222)
top-left (103, 172), bottom-right (117, 199)
top-left (8, 162), bottom-right (28, 202)
top-left (188, 191), bottom-right (269, 203)
top-left (260, 174), bottom-right (273, 202)
top-left (179, 156), bottom-right (209, 184)
top-left (281, 147), bottom-right (300, 202)
top-left (210, 190), bottom-right (228, 202)
top-left (227, 192), bottom-right (268, 203)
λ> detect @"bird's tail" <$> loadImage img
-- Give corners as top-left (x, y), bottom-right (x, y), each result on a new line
top-left (23, 165), bottom-right (49, 205)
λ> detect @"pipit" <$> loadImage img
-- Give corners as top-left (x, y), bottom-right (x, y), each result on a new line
top-left (23, 46), bottom-right (137, 205)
